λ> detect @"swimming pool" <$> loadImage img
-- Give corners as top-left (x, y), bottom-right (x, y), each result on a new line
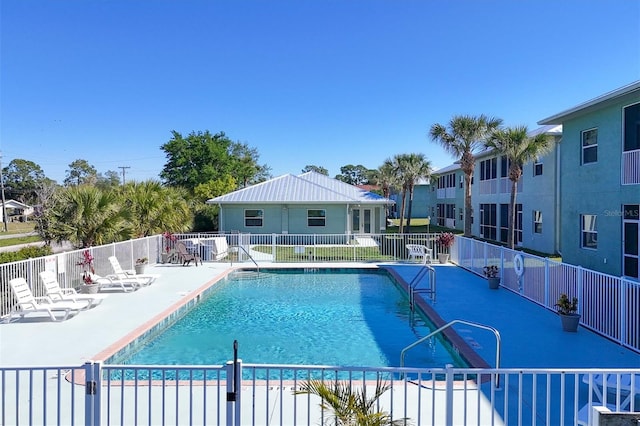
top-left (111, 268), bottom-right (467, 369)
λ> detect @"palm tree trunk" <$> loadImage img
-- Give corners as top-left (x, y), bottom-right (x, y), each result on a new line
top-left (406, 185), bottom-right (414, 232)
top-left (464, 173), bottom-right (472, 236)
top-left (398, 190), bottom-right (407, 234)
top-left (509, 179), bottom-right (518, 249)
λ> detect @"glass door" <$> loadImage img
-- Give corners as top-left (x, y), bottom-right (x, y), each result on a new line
top-left (623, 204), bottom-right (639, 279)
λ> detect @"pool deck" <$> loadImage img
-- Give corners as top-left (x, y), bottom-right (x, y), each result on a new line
top-left (1, 260), bottom-right (638, 367)
top-left (1, 260), bottom-right (638, 425)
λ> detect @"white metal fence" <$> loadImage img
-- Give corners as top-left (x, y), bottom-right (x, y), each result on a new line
top-left (1, 362), bottom-right (638, 425)
top-left (451, 236), bottom-right (640, 354)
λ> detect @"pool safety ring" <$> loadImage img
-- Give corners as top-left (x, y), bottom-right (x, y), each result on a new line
top-left (514, 254), bottom-right (524, 276)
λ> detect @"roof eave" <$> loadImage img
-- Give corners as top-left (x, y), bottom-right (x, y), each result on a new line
top-left (538, 81), bottom-right (640, 125)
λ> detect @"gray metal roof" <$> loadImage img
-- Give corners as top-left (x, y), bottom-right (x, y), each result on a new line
top-left (207, 172), bottom-right (393, 205)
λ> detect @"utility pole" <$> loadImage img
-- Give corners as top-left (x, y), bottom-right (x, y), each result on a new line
top-left (0, 152), bottom-right (8, 232)
top-left (118, 166), bottom-right (130, 185)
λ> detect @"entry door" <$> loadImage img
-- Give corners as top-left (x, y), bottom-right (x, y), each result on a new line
top-left (352, 208), bottom-right (373, 234)
top-left (623, 204), bottom-right (639, 279)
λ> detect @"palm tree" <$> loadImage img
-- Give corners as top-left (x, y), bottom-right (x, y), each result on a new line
top-left (294, 379), bottom-right (408, 426)
top-left (119, 180), bottom-right (192, 237)
top-left (429, 115), bottom-right (503, 237)
top-left (393, 153), bottom-right (432, 233)
top-left (43, 185), bottom-right (130, 248)
top-left (373, 159), bottom-right (400, 222)
top-left (485, 125), bottom-right (551, 249)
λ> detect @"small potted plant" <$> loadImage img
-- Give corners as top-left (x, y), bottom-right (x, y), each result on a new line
top-left (555, 293), bottom-right (580, 332)
top-left (135, 257), bottom-right (148, 275)
top-left (436, 232), bottom-right (455, 264)
top-left (76, 249), bottom-right (100, 294)
top-left (483, 265), bottom-right (500, 289)
top-left (161, 231), bottom-right (177, 263)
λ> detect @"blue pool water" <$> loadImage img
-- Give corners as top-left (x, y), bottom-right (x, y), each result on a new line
top-left (114, 268), bottom-right (466, 369)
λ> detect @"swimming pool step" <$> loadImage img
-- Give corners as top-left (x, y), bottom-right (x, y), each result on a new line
top-left (229, 270), bottom-right (269, 280)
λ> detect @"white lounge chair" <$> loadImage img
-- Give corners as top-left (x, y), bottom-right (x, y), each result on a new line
top-left (108, 256), bottom-right (159, 285)
top-left (88, 272), bottom-right (143, 292)
top-left (5, 278), bottom-right (85, 323)
top-left (39, 270), bottom-right (108, 308)
top-left (406, 244), bottom-right (432, 264)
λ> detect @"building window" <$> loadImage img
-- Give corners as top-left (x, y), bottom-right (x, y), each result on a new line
top-left (459, 207), bottom-right (463, 221)
top-left (480, 203), bottom-right (497, 241)
top-left (534, 158), bottom-right (543, 176)
top-left (459, 175), bottom-right (464, 188)
top-left (499, 204), bottom-right (522, 243)
top-left (624, 102), bottom-right (640, 152)
top-left (581, 128), bottom-right (598, 164)
top-left (245, 209), bottom-right (263, 227)
top-left (307, 209), bottom-right (326, 227)
top-left (480, 158), bottom-right (497, 181)
top-left (533, 210), bottom-right (543, 234)
top-left (581, 214), bottom-right (597, 249)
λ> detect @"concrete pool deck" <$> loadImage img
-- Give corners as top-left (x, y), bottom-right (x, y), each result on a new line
top-left (1, 261), bottom-right (638, 425)
top-left (1, 261), bottom-right (638, 368)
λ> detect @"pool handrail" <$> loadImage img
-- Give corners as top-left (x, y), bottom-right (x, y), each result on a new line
top-left (230, 245), bottom-right (260, 271)
top-left (409, 264), bottom-right (436, 305)
top-left (400, 319), bottom-right (502, 388)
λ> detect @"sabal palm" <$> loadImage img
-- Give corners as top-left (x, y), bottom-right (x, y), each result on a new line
top-left (47, 185), bottom-right (130, 248)
top-left (120, 180), bottom-right (192, 237)
top-left (294, 379), bottom-right (408, 426)
top-left (429, 115), bottom-right (503, 236)
top-left (375, 159), bottom-right (400, 221)
top-left (393, 153), bottom-right (432, 233)
top-left (486, 125), bottom-right (551, 248)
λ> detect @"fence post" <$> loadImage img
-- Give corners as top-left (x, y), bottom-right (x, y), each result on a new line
top-left (544, 258), bottom-right (550, 308)
top-left (226, 361), bottom-right (235, 426)
top-left (445, 364), bottom-right (454, 426)
top-left (84, 361), bottom-right (101, 426)
top-left (620, 277), bottom-right (628, 348)
top-left (272, 234), bottom-right (277, 261)
top-left (577, 266), bottom-right (584, 317)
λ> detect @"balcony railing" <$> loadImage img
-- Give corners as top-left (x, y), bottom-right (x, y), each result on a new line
top-left (622, 149), bottom-right (640, 184)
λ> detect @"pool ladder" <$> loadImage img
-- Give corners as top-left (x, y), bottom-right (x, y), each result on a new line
top-left (400, 319), bottom-right (502, 388)
top-left (230, 245), bottom-right (259, 272)
top-left (409, 264), bottom-right (436, 306)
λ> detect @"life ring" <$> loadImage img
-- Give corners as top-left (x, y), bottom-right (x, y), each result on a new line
top-left (514, 254), bottom-right (524, 276)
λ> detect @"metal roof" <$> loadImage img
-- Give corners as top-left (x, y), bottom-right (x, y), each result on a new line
top-left (538, 81), bottom-right (640, 125)
top-left (207, 172), bottom-right (393, 205)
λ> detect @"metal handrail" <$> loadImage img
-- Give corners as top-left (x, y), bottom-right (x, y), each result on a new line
top-left (409, 264), bottom-right (436, 305)
top-left (400, 319), bottom-right (502, 388)
top-left (231, 245), bottom-right (260, 272)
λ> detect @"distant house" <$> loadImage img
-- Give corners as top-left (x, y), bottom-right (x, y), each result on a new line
top-left (539, 80), bottom-right (640, 279)
top-left (0, 199), bottom-right (34, 222)
top-left (207, 171), bottom-right (394, 235)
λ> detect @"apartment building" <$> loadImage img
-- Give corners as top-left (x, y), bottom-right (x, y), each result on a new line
top-left (539, 81), bottom-right (640, 279)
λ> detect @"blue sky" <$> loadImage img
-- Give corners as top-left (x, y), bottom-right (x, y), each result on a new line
top-left (1, 1), bottom-right (639, 184)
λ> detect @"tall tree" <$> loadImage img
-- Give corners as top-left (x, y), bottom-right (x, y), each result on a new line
top-left (393, 153), bottom-right (432, 233)
top-left (2, 159), bottom-right (47, 203)
top-left (160, 130), bottom-right (270, 191)
top-left (302, 165), bottom-right (329, 175)
top-left (373, 159), bottom-right (400, 220)
top-left (485, 125), bottom-right (551, 249)
top-left (96, 170), bottom-right (122, 190)
top-left (335, 164), bottom-right (371, 185)
top-left (229, 142), bottom-right (271, 187)
top-left (64, 159), bottom-right (98, 186)
top-left (429, 114), bottom-right (503, 236)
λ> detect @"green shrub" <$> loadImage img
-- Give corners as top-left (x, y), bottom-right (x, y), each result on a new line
top-left (0, 245), bottom-right (53, 264)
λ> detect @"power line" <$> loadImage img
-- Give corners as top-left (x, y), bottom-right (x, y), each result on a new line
top-left (118, 166), bottom-right (131, 185)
